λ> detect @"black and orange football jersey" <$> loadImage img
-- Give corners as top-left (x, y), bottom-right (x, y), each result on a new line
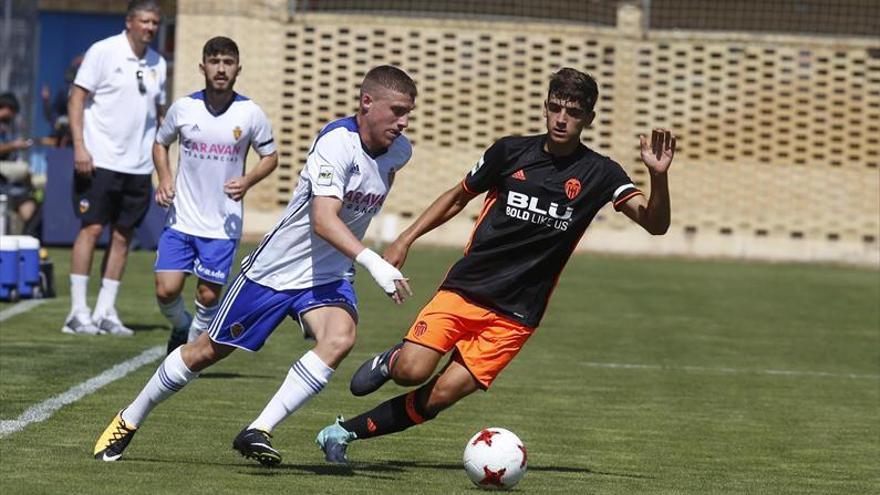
top-left (440, 134), bottom-right (643, 327)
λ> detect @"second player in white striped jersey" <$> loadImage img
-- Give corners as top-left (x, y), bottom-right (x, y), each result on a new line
top-left (156, 90), bottom-right (276, 239)
top-left (151, 37), bottom-right (278, 355)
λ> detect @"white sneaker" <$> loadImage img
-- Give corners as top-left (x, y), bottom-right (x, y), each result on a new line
top-left (61, 313), bottom-right (104, 335)
top-left (94, 316), bottom-right (135, 337)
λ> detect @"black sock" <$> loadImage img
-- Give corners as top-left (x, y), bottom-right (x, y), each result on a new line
top-left (340, 389), bottom-right (437, 439)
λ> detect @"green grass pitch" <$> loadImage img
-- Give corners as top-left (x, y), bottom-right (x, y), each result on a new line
top-left (1, 246), bottom-right (877, 494)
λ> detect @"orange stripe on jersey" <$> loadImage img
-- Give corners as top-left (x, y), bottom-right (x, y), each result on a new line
top-left (463, 188), bottom-right (497, 255)
top-left (404, 391), bottom-right (425, 424)
top-left (613, 190), bottom-right (644, 210)
top-left (461, 179), bottom-right (477, 194)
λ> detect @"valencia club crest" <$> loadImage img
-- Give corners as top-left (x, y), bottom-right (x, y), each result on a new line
top-left (564, 178), bottom-right (581, 200)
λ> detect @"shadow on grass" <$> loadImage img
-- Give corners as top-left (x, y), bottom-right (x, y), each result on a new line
top-left (132, 455), bottom-right (651, 481)
top-left (243, 459), bottom-right (653, 481)
top-left (128, 324), bottom-right (166, 332)
top-left (364, 460), bottom-right (652, 479)
top-left (198, 372), bottom-right (277, 380)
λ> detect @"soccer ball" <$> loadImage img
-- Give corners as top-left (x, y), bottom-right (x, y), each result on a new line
top-left (462, 427), bottom-right (527, 490)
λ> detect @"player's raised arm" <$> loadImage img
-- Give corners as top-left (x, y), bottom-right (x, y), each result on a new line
top-left (619, 128), bottom-right (675, 235)
top-left (383, 183), bottom-right (478, 268)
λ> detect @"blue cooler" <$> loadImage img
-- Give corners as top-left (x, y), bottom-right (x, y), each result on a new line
top-left (0, 236), bottom-right (18, 301)
top-left (10, 236), bottom-right (41, 298)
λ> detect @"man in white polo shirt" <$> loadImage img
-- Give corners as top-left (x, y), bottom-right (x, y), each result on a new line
top-left (153, 36), bottom-right (278, 355)
top-left (64, 0), bottom-right (166, 336)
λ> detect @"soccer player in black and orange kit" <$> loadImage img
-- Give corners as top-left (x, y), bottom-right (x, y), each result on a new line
top-left (316, 67), bottom-right (676, 463)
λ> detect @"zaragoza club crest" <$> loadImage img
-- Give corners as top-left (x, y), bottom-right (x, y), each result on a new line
top-left (230, 322), bottom-right (244, 338)
top-left (232, 126), bottom-right (242, 140)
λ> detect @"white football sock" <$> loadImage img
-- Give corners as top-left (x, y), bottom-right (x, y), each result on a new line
top-left (122, 347), bottom-right (199, 426)
top-left (69, 274), bottom-right (89, 315)
top-left (188, 299), bottom-right (219, 342)
top-left (158, 296), bottom-right (189, 329)
top-left (92, 278), bottom-right (120, 320)
top-left (248, 350), bottom-right (333, 432)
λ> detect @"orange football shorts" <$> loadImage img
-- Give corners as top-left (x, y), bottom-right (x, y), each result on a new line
top-left (404, 290), bottom-right (535, 388)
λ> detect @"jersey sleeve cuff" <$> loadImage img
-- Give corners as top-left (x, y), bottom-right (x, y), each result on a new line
top-left (461, 179), bottom-right (477, 194)
top-left (612, 183), bottom-right (644, 211)
top-left (73, 81), bottom-right (96, 93)
top-left (310, 186), bottom-right (345, 200)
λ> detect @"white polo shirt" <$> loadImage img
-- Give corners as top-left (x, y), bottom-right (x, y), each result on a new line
top-left (242, 116), bottom-right (412, 290)
top-left (74, 31), bottom-right (167, 175)
top-left (156, 91), bottom-right (276, 239)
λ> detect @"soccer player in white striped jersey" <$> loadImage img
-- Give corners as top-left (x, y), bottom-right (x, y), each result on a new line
top-left (94, 65), bottom-right (417, 465)
top-left (152, 37), bottom-right (278, 355)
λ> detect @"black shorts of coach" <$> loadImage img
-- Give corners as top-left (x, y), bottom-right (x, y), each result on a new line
top-left (73, 168), bottom-right (152, 229)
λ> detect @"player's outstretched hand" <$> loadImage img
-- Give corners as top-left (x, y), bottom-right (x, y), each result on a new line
top-left (640, 128), bottom-right (676, 174)
top-left (224, 176), bottom-right (251, 201)
top-left (155, 179), bottom-right (175, 207)
top-left (356, 248), bottom-right (413, 304)
top-left (391, 278), bottom-right (413, 305)
top-left (382, 238), bottom-right (411, 269)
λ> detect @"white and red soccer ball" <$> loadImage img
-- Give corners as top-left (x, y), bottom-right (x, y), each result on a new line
top-left (463, 427), bottom-right (527, 490)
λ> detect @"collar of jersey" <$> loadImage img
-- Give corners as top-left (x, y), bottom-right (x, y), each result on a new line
top-left (352, 115), bottom-right (389, 158)
top-left (540, 135), bottom-right (588, 167)
top-left (194, 90), bottom-right (240, 117)
top-left (119, 30), bottom-right (149, 62)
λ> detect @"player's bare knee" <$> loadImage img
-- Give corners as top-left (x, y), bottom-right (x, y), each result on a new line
top-left (155, 280), bottom-right (181, 302)
top-left (110, 227), bottom-right (133, 246)
top-left (391, 362), bottom-right (431, 386)
top-left (80, 223), bottom-right (104, 240)
top-left (183, 335), bottom-right (228, 371)
top-left (323, 330), bottom-right (356, 360)
top-left (196, 285), bottom-right (220, 307)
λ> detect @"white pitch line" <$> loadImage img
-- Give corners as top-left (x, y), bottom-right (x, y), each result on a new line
top-left (580, 361), bottom-right (880, 380)
top-left (0, 299), bottom-right (47, 322)
top-left (0, 346), bottom-right (164, 439)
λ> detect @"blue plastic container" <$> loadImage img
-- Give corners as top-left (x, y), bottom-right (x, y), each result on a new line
top-left (0, 236), bottom-right (18, 301)
top-left (9, 236), bottom-right (40, 298)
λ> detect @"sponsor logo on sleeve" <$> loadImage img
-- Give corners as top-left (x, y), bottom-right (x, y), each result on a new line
top-left (317, 166), bottom-right (334, 186)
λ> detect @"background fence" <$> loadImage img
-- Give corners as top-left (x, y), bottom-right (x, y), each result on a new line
top-left (29, 0), bottom-right (879, 265)
top-left (295, 0), bottom-right (880, 36)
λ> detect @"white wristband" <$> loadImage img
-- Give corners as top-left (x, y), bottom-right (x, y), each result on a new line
top-left (356, 248), bottom-right (403, 294)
